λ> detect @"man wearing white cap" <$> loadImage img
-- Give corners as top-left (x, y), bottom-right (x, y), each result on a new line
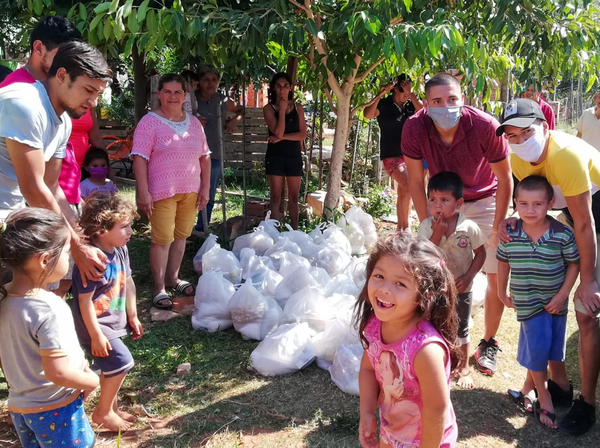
top-left (498, 98), bottom-right (600, 436)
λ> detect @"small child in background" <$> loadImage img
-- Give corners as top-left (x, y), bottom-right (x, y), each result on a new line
top-left (71, 192), bottom-right (143, 432)
top-left (497, 175), bottom-right (579, 430)
top-left (80, 147), bottom-right (118, 200)
top-left (355, 232), bottom-right (459, 448)
top-left (0, 209), bottom-right (98, 447)
top-left (418, 171), bottom-right (487, 388)
top-left (180, 69), bottom-right (200, 114)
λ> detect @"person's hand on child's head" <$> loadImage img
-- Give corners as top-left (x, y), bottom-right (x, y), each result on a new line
top-left (499, 217), bottom-right (518, 243)
top-left (129, 317), bottom-right (144, 341)
top-left (91, 334), bottom-right (112, 358)
top-left (544, 294), bottom-right (568, 315)
top-left (359, 413), bottom-right (379, 448)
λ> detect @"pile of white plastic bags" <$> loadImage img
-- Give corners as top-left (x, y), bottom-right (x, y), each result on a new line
top-left (191, 206), bottom-right (377, 395)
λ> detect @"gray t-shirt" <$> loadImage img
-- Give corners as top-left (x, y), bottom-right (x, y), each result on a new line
top-left (0, 81), bottom-right (70, 218)
top-left (195, 92), bottom-right (228, 160)
top-left (0, 290), bottom-right (86, 413)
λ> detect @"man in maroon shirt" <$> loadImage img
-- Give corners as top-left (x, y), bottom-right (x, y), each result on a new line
top-left (402, 73), bottom-right (513, 377)
top-left (0, 15), bottom-right (80, 89)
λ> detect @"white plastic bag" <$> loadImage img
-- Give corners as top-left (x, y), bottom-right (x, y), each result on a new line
top-left (232, 227), bottom-right (274, 257)
top-left (276, 252), bottom-right (312, 278)
top-left (240, 248), bottom-right (275, 280)
top-left (264, 239), bottom-right (302, 268)
top-left (313, 317), bottom-right (360, 367)
top-left (193, 234), bottom-right (219, 274)
top-left (322, 226), bottom-right (352, 255)
top-left (309, 267), bottom-right (332, 288)
top-left (252, 268), bottom-right (284, 298)
top-left (228, 280), bottom-right (282, 340)
top-left (308, 222), bottom-right (327, 245)
top-left (342, 256), bottom-right (368, 290)
top-left (202, 246), bottom-right (242, 284)
top-left (337, 216), bottom-right (366, 255)
top-left (329, 344), bottom-right (363, 396)
top-left (471, 272), bottom-right (487, 314)
top-left (325, 274), bottom-right (360, 298)
top-left (191, 270), bottom-right (236, 332)
top-left (250, 323), bottom-right (316, 376)
top-left (281, 224), bottom-right (318, 258)
top-left (282, 286), bottom-right (336, 332)
top-left (316, 246), bottom-right (352, 277)
top-left (258, 212), bottom-right (281, 242)
top-left (344, 206), bottom-right (377, 250)
top-left (274, 268), bottom-right (320, 308)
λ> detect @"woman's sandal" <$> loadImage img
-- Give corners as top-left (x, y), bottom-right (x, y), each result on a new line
top-left (170, 280), bottom-right (195, 296)
top-left (508, 389), bottom-right (536, 413)
top-left (153, 292), bottom-right (173, 310)
top-left (533, 402), bottom-right (558, 430)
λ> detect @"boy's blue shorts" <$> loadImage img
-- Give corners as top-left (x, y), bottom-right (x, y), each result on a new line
top-left (10, 394), bottom-right (95, 448)
top-left (517, 310), bottom-right (567, 371)
top-left (84, 336), bottom-right (134, 378)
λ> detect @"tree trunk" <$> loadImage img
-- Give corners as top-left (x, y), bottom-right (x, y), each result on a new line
top-left (323, 85), bottom-right (353, 220)
top-left (132, 43), bottom-right (148, 124)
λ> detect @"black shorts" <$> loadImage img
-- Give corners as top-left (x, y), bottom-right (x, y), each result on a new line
top-left (265, 153), bottom-right (303, 177)
top-left (456, 292), bottom-right (473, 345)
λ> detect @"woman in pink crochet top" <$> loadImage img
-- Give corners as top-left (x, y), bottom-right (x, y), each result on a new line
top-left (132, 73), bottom-right (210, 310)
top-left (355, 232), bottom-right (459, 448)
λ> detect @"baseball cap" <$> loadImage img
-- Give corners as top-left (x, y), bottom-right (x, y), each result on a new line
top-left (496, 98), bottom-right (546, 136)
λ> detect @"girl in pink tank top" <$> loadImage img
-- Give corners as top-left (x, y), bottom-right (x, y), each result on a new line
top-left (355, 232), bottom-right (460, 448)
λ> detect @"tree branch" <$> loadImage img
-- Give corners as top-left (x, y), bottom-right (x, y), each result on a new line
top-left (324, 88), bottom-right (337, 114)
top-left (288, 0), bottom-right (309, 14)
top-left (290, 0), bottom-right (343, 98)
top-left (349, 53), bottom-right (362, 82)
top-left (355, 55), bottom-right (386, 83)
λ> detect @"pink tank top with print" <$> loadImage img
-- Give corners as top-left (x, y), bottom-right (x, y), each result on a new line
top-left (365, 316), bottom-right (458, 448)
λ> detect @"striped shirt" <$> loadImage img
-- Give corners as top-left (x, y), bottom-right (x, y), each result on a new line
top-left (496, 217), bottom-right (579, 321)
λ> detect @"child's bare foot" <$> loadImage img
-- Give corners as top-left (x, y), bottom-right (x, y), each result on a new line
top-left (92, 409), bottom-right (132, 432)
top-left (456, 368), bottom-right (474, 389)
top-left (536, 406), bottom-right (558, 430)
top-left (116, 409), bottom-right (138, 422)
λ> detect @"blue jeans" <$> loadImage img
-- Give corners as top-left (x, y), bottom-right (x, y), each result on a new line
top-left (196, 158), bottom-right (223, 230)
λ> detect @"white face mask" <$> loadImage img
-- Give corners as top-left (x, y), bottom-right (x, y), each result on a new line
top-left (427, 105), bottom-right (463, 130)
top-left (509, 123), bottom-right (546, 163)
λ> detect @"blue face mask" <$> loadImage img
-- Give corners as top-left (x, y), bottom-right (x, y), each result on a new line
top-left (427, 105), bottom-right (463, 130)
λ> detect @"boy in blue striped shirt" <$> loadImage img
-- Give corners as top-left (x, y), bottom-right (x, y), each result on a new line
top-left (497, 175), bottom-right (579, 430)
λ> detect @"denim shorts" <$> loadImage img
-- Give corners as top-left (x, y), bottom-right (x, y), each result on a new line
top-left (517, 310), bottom-right (567, 371)
top-left (10, 395), bottom-right (95, 448)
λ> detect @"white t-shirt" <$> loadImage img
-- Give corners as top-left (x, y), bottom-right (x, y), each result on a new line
top-left (0, 81), bottom-right (70, 218)
top-left (576, 107), bottom-right (600, 152)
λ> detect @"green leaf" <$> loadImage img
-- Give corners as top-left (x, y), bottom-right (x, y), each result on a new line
top-left (123, 34), bottom-right (135, 57)
top-left (94, 2), bottom-right (111, 14)
top-left (33, 0), bottom-right (43, 15)
top-left (103, 18), bottom-right (113, 40)
top-left (137, 0), bottom-right (150, 22)
top-left (79, 3), bottom-right (88, 21)
top-left (393, 35), bottom-right (405, 54)
top-left (123, 0), bottom-right (134, 18)
top-left (67, 4), bottom-right (77, 20)
top-left (146, 9), bottom-right (157, 35)
top-left (127, 10), bottom-right (139, 34)
top-left (109, 0), bottom-right (119, 14)
top-left (585, 73), bottom-right (596, 92)
top-left (383, 35), bottom-right (392, 58)
top-left (403, 0), bottom-right (412, 13)
top-left (306, 19), bottom-right (318, 36)
top-left (90, 14), bottom-right (104, 31)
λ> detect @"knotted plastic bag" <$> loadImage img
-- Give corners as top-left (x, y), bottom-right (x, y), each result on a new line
top-left (202, 245), bottom-right (242, 284)
top-left (250, 323), bottom-right (316, 376)
top-left (193, 234), bottom-right (219, 274)
top-left (191, 270), bottom-right (236, 332)
top-left (228, 280), bottom-right (282, 341)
